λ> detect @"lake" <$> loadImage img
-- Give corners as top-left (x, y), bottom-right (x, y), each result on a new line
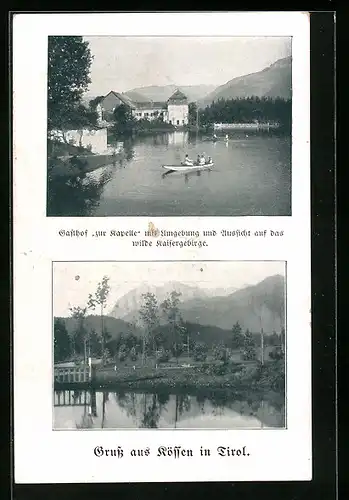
top-left (53, 389), bottom-right (285, 430)
top-left (47, 130), bottom-right (291, 217)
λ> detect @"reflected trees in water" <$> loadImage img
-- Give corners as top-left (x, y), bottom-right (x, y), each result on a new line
top-left (47, 162), bottom-right (114, 216)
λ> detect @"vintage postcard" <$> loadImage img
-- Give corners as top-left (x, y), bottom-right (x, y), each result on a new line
top-left (13, 12), bottom-right (311, 484)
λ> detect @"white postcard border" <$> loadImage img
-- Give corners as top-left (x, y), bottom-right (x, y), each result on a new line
top-left (13, 12), bottom-right (311, 483)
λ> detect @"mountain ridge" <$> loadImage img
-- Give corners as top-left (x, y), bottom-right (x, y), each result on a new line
top-left (198, 56), bottom-right (292, 107)
top-left (109, 275), bottom-right (285, 332)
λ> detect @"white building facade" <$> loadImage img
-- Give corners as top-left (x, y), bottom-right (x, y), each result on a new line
top-left (99, 89), bottom-right (189, 125)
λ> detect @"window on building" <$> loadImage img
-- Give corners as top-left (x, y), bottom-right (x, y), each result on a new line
top-left (177, 120), bottom-right (180, 125)
top-left (182, 120), bottom-right (185, 125)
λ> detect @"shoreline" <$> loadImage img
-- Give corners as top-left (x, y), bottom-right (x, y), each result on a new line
top-left (54, 362), bottom-right (285, 397)
top-left (48, 151), bottom-right (124, 178)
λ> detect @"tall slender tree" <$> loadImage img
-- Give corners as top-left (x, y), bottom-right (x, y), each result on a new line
top-left (161, 291), bottom-right (184, 364)
top-left (139, 292), bottom-right (160, 364)
top-left (87, 276), bottom-right (110, 365)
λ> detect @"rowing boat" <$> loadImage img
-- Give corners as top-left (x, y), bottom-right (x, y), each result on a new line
top-left (162, 162), bottom-right (214, 172)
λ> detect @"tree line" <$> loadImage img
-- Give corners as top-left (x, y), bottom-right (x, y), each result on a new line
top-left (54, 282), bottom-right (285, 365)
top-left (196, 96), bottom-right (291, 129)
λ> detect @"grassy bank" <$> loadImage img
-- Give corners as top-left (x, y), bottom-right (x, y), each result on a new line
top-left (47, 140), bottom-right (124, 178)
top-left (93, 360), bottom-right (285, 395)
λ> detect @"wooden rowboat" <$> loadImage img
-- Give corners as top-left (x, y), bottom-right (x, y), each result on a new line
top-left (162, 162), bottom-right (214, 172)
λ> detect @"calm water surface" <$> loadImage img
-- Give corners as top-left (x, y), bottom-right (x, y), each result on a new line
top-left (53, 389), bottom-right (285, 430)
top-left (80, 131), bottom-right (291, 217)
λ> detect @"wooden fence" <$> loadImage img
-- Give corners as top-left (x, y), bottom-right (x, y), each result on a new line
top-left (54, 366), bottom-right (90, 384)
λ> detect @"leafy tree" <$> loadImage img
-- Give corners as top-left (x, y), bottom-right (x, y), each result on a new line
top-left (139, 292), bottom-right (160, 362)
top-left (155, 348), bottom-right (170, 363)
top-left (89, 328), bottom-right (102, 357)
top-left (161, 291), bottom-right (185, 364)
top-left (69, 306), bottom-right (87, 358)
top-left (241, 329), bottom-right (256, 361)
top-left (188, 102), bottom-right (198, 126)
top-left (231, 321), bottom-right (244, 349)
top-left (213, 341), bottom-right (229, 362)
top-left (269, 346), bottom-right (284, 361)
top-left (193, 341), bottom-right (208, 362)
top-left (87, 276), bottom-right (111, 365)
top-left (112, 104), bottom-right (136, 134)
top-left (129, 346), bottom-right (138, 361)
top-left (89, 95), bottom-right (104, 110)
top-left (48, 36), bottom-right (93, 131)
top-left (54, 318), bottom-right (71, 362)
top-left (118, 344), bottom-right (128, 362)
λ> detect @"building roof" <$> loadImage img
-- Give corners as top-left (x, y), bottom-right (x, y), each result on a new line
top-left (168, 89), bottom-right (188, 102)
top-left (133, 101), bottom-right (167, 110)
top-left (102, 91), bottom-right (137, 109)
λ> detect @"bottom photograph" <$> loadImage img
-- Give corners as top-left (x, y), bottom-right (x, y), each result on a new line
top-left (53, 260), bottom-right (286, 430)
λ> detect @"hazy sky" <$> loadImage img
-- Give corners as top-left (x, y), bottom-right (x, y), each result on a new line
top-left (53, 261), bottom-right (285, 317)
top-left (83, 36), bottom-right (291, 97)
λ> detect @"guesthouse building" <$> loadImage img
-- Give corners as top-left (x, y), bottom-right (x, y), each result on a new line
top-left (99, 89), bottom-right (189, 126)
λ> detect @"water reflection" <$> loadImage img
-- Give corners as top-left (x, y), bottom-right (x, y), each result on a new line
top-left (47, 129), bottom-right (291, 217)
top-left (47, 163), bottom-right (115, 216)
top-left (53, 389), bottom-right (285, 430)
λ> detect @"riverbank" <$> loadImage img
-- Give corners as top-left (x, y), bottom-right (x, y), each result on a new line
top-left (54, 360), bottom-right (284, 396)
top-left (47, 140), bottom-right (123, 178)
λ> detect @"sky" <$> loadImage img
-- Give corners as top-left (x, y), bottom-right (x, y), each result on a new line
top-left (53, 261), bottom-right (285, 317)
top-left (83, 36), bottom-right (291, 97)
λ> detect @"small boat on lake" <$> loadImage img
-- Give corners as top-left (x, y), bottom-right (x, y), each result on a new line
top-left (162, 162), bottom-right (214, 172)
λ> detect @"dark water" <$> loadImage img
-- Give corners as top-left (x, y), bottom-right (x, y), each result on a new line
top-left (53, 389), bottom-right (285, 430)
top-left (48, 131), bottom-right (291, 217)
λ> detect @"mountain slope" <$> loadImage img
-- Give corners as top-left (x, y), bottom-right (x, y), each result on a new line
top-left (125, 84), bottom-right (217, 103)
top-left (108, 275), bottom-right (285, 333)
top-left (56, 315), bottom-right (141, 339)
top-left (198, 57), bottom-right (292, 107)
top-left (180, 275), bottom-right (285, 331)
top-left (109, 281), bottom-right (238, 321)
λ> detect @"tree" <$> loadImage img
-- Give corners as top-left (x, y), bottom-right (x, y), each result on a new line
top-left (69, 305), bottom-right (88, 361)
top-left (89, 96), bottom-right (104, 110)
top-left (87, 276), bottom-right (111, 365)
top-left (54, 318), bottom-right (71, 362)
top-left (129, 346), bottom-right (138, 361)
top-left (241, 329), bottom-right (256, 361)
top-left (281, 327), bottom-right (285, 353)
top-left (139, 292), bottom-right (160, 363)
top-left (118, 344), bottom-right (128, 362)
top-left (188, 102), bottom-right (198, 126)
top-left (112, 104), bottom-right (136, 134)
top-left (161, 291), bottom-right (185, 365)
top-left (213, 341), bottom-right (229, 362)
top-left (193, 341), bottom-right (208, 362)
top-left (231, 321), bottom-right (244, 349)
top-left (48, 36), bottom-right (93, 131)
top-left (89, 328), bottom-right (102, 357)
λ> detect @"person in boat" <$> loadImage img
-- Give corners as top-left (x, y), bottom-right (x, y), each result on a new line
top-left (206, 156), bottom-right (212, 165)
top-left (213, 133), bottom-right (218, 141)
top-left (196, 154), bottom-right (201, 165)
top-left (183, 154), bottom-right (193, 166)
top-left (225, 134), bottom-right (229, 141)
top-left (199, 154), bottom-right (206, 165)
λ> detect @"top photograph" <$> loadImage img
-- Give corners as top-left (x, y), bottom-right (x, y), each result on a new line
top-left (47, 36), bottom-right (292, 217)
